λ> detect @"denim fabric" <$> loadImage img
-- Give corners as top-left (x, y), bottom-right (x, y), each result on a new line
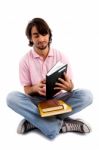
top-left (6, 89), bottom-right (93, 139)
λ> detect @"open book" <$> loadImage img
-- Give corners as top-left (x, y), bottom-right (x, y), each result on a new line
top-left (38, 99), bottom-right (72, 117)
top-left (46, 61), bottom-right (68, 99)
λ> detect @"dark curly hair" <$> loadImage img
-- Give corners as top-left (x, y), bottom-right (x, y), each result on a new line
top-left (25, 18), bottom-right (52, 47)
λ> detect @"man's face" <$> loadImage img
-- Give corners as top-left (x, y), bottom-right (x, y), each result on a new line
top-left (31, 26), bottom-right (50, 50)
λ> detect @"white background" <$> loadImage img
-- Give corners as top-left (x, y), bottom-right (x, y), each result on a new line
top-left (0, 0), bottom-right (99, 149)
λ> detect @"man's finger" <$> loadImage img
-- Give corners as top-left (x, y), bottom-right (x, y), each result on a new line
top-left (64, 72), bottom-right (70, 82)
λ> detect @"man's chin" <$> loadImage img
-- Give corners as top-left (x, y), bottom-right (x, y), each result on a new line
top-left (38, 45), bottom-right (48, 50)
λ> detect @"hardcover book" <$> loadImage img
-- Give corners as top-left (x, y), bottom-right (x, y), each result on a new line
top-left (46, 61), bottom-right (68, 99)
top-left (38, 99), bottom-right (72, 117)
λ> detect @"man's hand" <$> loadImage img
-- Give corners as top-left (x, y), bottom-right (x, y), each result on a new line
top-left (24, 80), bottom-right (46, 96)
top-left (33, 80), bottom-right (46, 96)
top-left (54, 72), bottom-right (74, 92)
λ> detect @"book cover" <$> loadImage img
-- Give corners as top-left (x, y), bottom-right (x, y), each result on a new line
top-left (38, 99), bottom-right (64, 112)
top-left (46, 62), bottom-right (68, 99)
top-left (38, 99), bottom-right (72, 117)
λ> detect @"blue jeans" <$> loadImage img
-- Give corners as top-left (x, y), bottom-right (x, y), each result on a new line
top-left (6, 89), bottom-right (93, 139)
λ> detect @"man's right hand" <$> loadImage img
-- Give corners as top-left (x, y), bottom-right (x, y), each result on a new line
top-left (24, 80), bottom-right (46, 96)
top-left (33, 80), bottom-right (46, 96)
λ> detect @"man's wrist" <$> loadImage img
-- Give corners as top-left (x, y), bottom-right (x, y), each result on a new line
top-left (32, 85), bottom-right (38, 93)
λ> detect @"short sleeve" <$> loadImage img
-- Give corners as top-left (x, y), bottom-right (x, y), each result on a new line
top-left (19, 57), bottom-right (32, 86)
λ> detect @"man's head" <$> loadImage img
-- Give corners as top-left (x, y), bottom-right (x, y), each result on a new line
top-left (26, 18), bottom-right (52, 49)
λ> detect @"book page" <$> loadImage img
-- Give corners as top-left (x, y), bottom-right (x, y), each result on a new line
top-left (47, 61), bottom-right (65, 76)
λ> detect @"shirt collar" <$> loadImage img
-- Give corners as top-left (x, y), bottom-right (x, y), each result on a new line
top-left (32, 48), bottom-right (54, 58)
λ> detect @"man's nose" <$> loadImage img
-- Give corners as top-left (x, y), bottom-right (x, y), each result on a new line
top-left (38, 35), bottom-right (44, 42)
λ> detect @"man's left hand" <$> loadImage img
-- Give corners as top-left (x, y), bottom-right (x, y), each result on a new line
top-left (54, 72), bottom-right (74, 92)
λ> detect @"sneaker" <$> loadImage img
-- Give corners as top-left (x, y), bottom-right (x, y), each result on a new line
top-left (17, 119), bottom-right (36, 134)
top-left (61, 118), bottom-right (91, 134)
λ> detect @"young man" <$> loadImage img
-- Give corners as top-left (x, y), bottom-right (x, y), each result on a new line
top-left (7, 18), bottom-right (93, 139)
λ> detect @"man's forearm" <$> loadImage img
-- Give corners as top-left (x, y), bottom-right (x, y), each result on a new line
top-left (24, 85), bottom-right (38, 95)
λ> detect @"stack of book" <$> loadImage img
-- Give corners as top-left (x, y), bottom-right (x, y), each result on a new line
top-left (38, 99), bottom-right (72, 117)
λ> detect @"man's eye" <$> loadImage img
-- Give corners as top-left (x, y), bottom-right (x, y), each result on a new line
top-left (34, 35), bottom-right (39, 38)
top-left (42, 33), bottom-right (47, 36)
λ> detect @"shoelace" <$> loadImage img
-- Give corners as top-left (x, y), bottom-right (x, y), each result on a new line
top-left (63, 122), bottom-right (83, 132)
top-left (25, 122), bottom-right (34, 131)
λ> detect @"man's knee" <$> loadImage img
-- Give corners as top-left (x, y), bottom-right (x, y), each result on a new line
top-left (6, 91), bottom-right (20, 107)
top-left (78, 89), bottom-right (93, 106)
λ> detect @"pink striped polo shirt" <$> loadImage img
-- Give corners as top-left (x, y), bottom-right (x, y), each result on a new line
top-left (19, 48), bottom-right (73, 87)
